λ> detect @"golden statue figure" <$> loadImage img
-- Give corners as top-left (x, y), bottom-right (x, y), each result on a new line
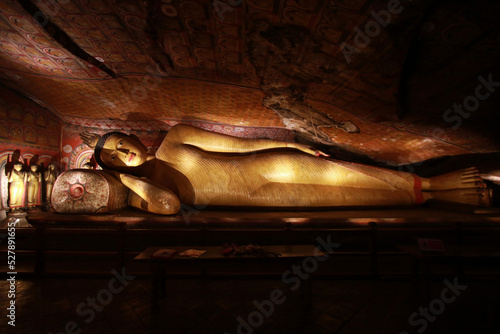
top-left (79, 124), bottom-right (492, 215)
top-left (27, 164), bottom-right (42, 207)
top-left (44, 163), bottom-right (58, 203)
top-left (8, 162), bottom-right (27, 210)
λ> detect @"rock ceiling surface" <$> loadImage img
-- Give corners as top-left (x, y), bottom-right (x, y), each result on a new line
top-left (0, 0), bottom-right (499, 164)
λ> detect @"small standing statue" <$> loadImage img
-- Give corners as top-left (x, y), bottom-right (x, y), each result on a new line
top-left (27, 164), bottom-right (42, 208)
top-left (44, 163), bottom-right (58, 204)
top-left (8, 162), bottom-right (27, 211)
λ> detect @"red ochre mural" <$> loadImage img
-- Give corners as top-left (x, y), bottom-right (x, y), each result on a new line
top-left (0, 87), bottom-right (62, 209)
top-left (0, 90), bottom-right (61, 149)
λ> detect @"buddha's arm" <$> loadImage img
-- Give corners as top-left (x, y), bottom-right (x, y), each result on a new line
top-left (167, 124), bottom-right (328, 156)
top-left (117, 173), bottom-right (180, 215)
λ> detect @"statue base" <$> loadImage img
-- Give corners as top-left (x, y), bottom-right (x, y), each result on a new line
top-left (1, 211), bottom-right (30, 228)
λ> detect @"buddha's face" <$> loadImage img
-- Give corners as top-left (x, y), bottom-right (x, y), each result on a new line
top-left (30, 165), bottom-right (38, 172)
top-left (100, 134), bottom-right (148, 168)
top-left (14, 163), bottom-right (23, 171)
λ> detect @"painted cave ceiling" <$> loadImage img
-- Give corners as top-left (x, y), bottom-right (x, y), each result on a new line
top-left (0, 0), bottom-right (499, 165)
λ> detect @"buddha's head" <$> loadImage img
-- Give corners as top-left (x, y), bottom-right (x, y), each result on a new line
top-left (30, 164), bottom-right (38, 172)
top-left (95, 132), bottom-right (148, 169)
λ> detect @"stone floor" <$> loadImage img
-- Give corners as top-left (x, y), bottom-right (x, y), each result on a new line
top-left (1, 274), bottom-right (499, 334)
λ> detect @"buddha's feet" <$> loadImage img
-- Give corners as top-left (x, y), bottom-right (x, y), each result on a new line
top-left (430, 186), bottom-right (492, 207)
top-left (428, 167), bottom-right (484, 191)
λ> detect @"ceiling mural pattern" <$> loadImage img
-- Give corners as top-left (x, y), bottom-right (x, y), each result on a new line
top-left (34, 0), bottom-right (166, 75)
top-left (308, 100), bottom-right (489, 158)
top-left (0, 74), bottom-right (284, 126)
top-left (0, 0), bottom-right (108, 78)
top-left (0, 0), bottom-right (498, 165)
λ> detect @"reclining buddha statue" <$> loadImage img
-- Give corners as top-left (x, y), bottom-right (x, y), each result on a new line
top-left (70, 124), bottom-right (491, 215)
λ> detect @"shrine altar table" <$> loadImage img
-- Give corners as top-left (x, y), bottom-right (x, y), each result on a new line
top-left (134, 245), bottom-right (326, 311)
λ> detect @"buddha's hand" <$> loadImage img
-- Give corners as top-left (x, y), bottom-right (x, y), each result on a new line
top-left (288, 143), bottom-right (330, 157)
top-left (79, 131), bottom-right (101, 148)
top-left (118, 173), bottom-right (180, 215)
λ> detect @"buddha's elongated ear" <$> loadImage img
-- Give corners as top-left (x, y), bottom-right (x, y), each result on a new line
top-left (80, 131), bottom-right (101, 148)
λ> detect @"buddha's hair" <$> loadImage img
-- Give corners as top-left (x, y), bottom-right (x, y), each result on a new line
top-left (94, 132), bottom-right (127, 169)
